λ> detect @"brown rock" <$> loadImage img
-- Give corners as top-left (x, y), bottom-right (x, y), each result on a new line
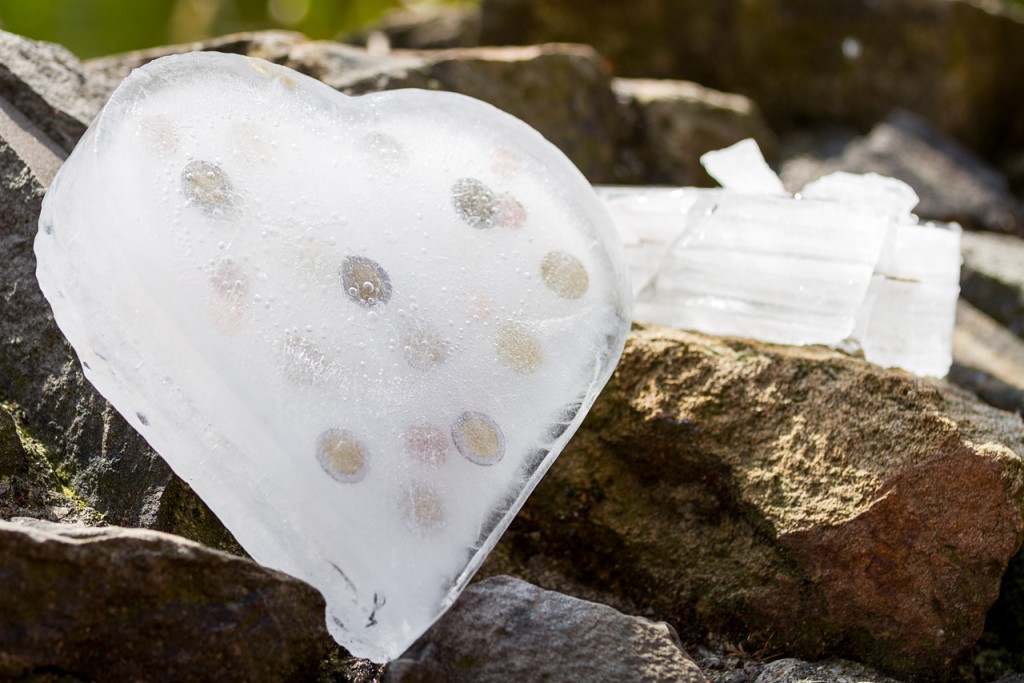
top-left (613, 77), bottom-right (778, 186)
top-left (481, 323), bottom-right (1024, 680)
top-left (0, 518), bottom-right (329, 682)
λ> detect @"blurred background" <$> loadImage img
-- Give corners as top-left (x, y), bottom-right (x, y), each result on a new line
top-left (0, 0), bottom-right (474, 58)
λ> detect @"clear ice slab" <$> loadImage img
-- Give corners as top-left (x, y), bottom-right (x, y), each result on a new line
top-left (596, 141), bottom-right (961, 377)
top-left (35, 52), bottom-right (632, 661)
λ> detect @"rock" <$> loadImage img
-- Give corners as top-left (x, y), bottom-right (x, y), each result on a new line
top-left (961, 231), bottom-right (1024, 338)
top-left (0, 39), bottom-right (234, 543)
top-left (951, 299), bottom-right (1024, 414)
top-left (0, 31), bottom-right (107, 154)
top-left (0, 518), bottom-right (329, 681)
top-left (480, 323), bottom-right (1024, 680)
top-left (781, 110), bottom-right (1024, 234)
top-left (687, 636), bottom-right (773, 682)
top-left (0, 405), bottom-right (26, 477)
top-left (983, 542), bottom-right (1024, 682)
top-left (479, 0), bottom-right (1024, 156)
top-left (384, 575), bottom-right (705, 683)
top-left (0, 407), bottom-right (103, 526)
top-left (89, 35), bottom-right (625, 182)
top-left (754, 658), bottom-right (899, 683)
top-left (345, 3), bottom-right (482, 50)
top-left (0, 92), bottom-right (166, 525)
top-left (613, 78), bottom-right (778, 186)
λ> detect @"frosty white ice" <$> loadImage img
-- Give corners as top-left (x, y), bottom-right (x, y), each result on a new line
top-left (598, 139), bottom-right (961, 377)
top-left (34, 52), bottom-right (632, 662)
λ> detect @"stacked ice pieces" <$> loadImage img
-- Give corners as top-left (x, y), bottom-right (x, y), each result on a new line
top-left (597, 139), bottom-right (961, 377)
top-left (35, 52), bottom-right (631, 661)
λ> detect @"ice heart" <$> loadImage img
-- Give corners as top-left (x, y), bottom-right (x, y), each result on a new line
top-left (34, 53), bottom-right (631, 661)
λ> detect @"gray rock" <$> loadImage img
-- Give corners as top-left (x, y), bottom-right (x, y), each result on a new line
top-left (0, 405), bottom-right (26, 477)
top-left (961, 231), bottom-right (1024, 337)
top-left (0, 518), bottom-right (329, 682)
top-left (951, 299), bottom-right (1024, 414)
top-left (754, 658), bottom-right (899, 683)
top-left (0, 41), bottom-right (234, 545)
top-left (384, 575), bottom-right (705, 683)
top-left (479, 0), bottom-right (1024, 155)
top-left (0, 31), bottom-right (106, 153)
top-left (613, 78), bottom-right (778, 186)
top-left (0, 95), bottom-right (175, 529)
top-left (0, 406), bottom-right (103, 525)
top-left (782, 111), bottom-right (1024, 234)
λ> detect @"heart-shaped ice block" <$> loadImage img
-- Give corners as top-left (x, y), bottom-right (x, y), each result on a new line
top-left (35, 52), bottom-right (631, 661)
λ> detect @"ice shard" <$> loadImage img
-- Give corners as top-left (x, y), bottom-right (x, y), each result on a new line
top-left (35, 52), bottom-right (631, 661)
top-left (597, 140), bottom-right (961, 377)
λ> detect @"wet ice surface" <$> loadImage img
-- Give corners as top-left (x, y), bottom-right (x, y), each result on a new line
top-left (597, 140), bottom-right (961, 377)
top-left (35, 53), bottom-right (631, 662)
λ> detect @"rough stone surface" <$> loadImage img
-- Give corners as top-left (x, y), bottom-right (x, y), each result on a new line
top-left (481, 323), bottom-right (1024, 680)
top-left (613, 77), bottom-right (778, 186)
top-left (0, 91), bottom-right (182, 530)
top-left (782, 111), bottom-right (1024, 234)
top-left (0, 406), bottom-right (103, 526)
top-left (951, 299), bottom-right (1024, 414)
top-left (961, 231), bottom-right (1024, 337)
top-left (983, 542), bottom-right (1024, 681)
top-left (0, 518), bottom-right (329, 682)
top-left (0, 35), bottom-right (246, 544)
top-left (0, 405), bottom-right (26, 478)
top-left (384, 575), bottom-right (705, 683)
top-left (479, 0), bottom-right (1024, 155)
top-left (0, 31), bottom-right (107, 153)
top-left (89, 36), bottom-right (625, 182)
top-left (755, 658), bottom-right (900, 683)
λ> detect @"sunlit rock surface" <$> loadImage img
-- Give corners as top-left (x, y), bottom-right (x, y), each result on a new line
top-left (597, 140), bottom-right (961, 377)
top-left (34, 52), bottom-right (631, 661)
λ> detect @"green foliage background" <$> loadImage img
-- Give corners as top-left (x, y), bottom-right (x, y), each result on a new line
top-left (0, 0), bottom-right (455, 58)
